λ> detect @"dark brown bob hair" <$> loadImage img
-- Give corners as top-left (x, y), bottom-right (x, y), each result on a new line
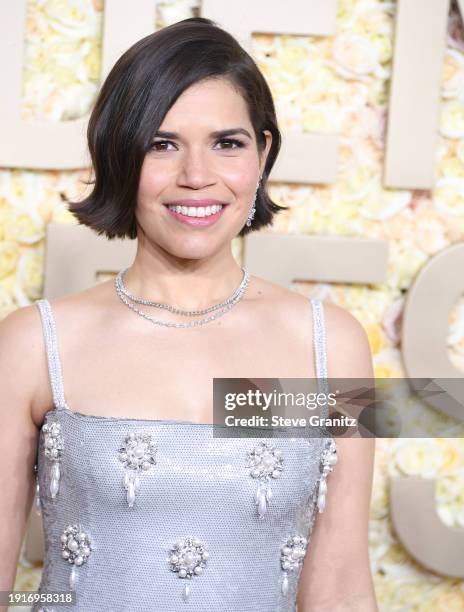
top-left (69, 16), bottom-right (288, 240)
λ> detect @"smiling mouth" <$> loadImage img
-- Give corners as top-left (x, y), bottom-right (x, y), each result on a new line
top-left (165, 203), bottom-right (225, 218)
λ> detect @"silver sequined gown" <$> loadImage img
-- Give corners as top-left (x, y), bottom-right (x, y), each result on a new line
top-left (32, 297), bottom-right (337, 612)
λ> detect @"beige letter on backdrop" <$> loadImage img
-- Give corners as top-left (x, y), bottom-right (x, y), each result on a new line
top-left (402, 243), bottom-right (464, 421)
top-left (201, 0), bottom-right (338, 184)
top-left (391, 477), bottom-right (464, 577)
top-left (384, 0), bottom-right (450, 188)
top-left (0, 0), bottom-right (155, 169)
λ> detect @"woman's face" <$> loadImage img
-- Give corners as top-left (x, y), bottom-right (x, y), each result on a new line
top-left (136, 77), bottom-right (272, 260)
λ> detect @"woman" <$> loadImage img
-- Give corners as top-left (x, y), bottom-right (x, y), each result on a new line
top-left (0, 17), bottom-right (377, 612)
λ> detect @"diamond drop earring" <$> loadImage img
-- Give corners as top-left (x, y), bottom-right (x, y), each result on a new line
top-left (246, 177), bottom-right (261, 227)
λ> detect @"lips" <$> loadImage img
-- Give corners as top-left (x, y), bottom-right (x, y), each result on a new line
top-left (164, 199), bottom-right (228, 207)
top-left (165, 201), bottom-right (227, 227)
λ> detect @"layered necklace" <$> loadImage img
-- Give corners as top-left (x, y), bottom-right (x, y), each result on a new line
top-left (114, 266), bottom-right (250, 328)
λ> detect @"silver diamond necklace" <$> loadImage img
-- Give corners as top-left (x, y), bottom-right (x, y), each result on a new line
top-left (116, 266), bottom-right (249, 314)
top-left (114, 267), bottom-right (250, 328)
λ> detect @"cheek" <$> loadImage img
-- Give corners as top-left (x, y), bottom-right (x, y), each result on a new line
top-left (221, 164), bottom-right (259, 193)
top-left (138, 161), bottom-right (167, 201)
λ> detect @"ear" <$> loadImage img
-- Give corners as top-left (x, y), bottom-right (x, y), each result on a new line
top-left (259, 130), bottom-right (273, 177)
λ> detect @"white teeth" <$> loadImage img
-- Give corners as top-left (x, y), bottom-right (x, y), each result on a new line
top-left (167, 204), bottom-right (223, 217)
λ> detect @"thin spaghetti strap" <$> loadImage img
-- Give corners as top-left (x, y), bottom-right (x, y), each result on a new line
top-left (35, 298), bottom-right (69, 410)
top-left (311, 298), bottom-right (328, 380)
top-left (310, 297), bottom-right (329, 419)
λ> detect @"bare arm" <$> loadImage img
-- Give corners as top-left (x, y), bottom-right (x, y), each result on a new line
top-left (297, 303), bottom-right (378, 612)
top-left (0, 306), bottom-right (42, 607)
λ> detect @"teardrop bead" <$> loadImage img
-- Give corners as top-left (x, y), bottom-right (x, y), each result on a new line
top-left (134, 474), bottom-right (141, 491)
top-left (69, 566), bottom-right (77, 590)
top-left (255, 485), bottom-right (263, 504)
top-left (51, 463), bottom-right (61, 480)
top-left (257, 491), bottom-right (267, 518)
top-left (35, 482), bottom-right (41, 515)
top-left (50, 477), bottom-right (59, 498)
top-left (123, 472), bottom-right (130, 488)
top-left (182, 582), bottom-right (191, 601)
top-left (281, 573), bottom-right (289, 595)
top-left (319, 479), bottom-right (327, 495)
top-left (127, 482), bottom-right (136, 508)
top-left (266, 485), bottom-right (273, 501)
top-left (317, 493), bottom-right (326, 512)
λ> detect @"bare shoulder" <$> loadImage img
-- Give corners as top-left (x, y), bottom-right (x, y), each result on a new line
top-left (0, 280), bottom-right (113, 354)
top-left (48, 278), bottom-right (113, 311)
top-left (247, 279), bottom-right (373, 376)
top-left (0, 302), bottom-right (45, 365)
top-left (0, 302), bottom-right (48, 423)
top-left (247, 277), bottom-right (358, 330)
top-left (322, 300), bottom-right (366, 334)
top-left (322, 300), bottom-right (374, 378)
top-left (247, 276), bottom-right (308, 307)
top-left (247, 275), bottom-right (313, 325)
top-left (38, 280), bottom-right (115, 335)
top-left (1, 282), bottom-right (114, 425)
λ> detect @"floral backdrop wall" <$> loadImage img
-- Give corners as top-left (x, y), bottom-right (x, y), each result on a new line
top-left (2, 0), bottom-right (464, 610)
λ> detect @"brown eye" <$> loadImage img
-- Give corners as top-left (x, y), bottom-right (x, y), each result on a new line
top-left (150, 140), bottom-right (175, 151)
top-left (216, 138), bottom-right (244, 149)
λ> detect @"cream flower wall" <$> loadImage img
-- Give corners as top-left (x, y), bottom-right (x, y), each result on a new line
top-left (4, 0), bottom-right (464, 609)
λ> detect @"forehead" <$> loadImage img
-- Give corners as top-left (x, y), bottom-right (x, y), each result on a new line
top-left (159, 78), bottom-right (251, 130)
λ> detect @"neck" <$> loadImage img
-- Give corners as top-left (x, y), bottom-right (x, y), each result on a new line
top-left (121, 255), bottom-right (246, 311)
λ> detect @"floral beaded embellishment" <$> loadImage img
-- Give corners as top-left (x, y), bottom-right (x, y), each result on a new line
top-left (60, 524), bottom-right (92, 590)
top-left (317, 438), bottom-right (338, 513)
top-left (167, 536), bottom-right (209, 602)
top-left (280, 535), bottom-right (308, 596)
top-left (42, 421), bottom-right (64, 498)
top-left (246, 442), bottom-right (284, 519)
top-left (118, 432), bottom-right (158, 508)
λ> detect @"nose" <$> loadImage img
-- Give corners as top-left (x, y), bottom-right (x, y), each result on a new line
top-left (177, 147), bottom-right (216, 190)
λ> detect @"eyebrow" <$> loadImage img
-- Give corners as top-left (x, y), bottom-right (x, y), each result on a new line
top-left (153, 128), bottom-right (253, 140)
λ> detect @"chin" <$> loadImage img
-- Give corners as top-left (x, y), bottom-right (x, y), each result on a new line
top-left (166, 244), bottom-right (217, 262)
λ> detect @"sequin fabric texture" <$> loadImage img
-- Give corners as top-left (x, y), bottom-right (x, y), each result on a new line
top-left (32, 297), bottom-right (337, 612)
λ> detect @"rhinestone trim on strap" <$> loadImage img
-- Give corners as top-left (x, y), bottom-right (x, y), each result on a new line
top-left (36, 299), bottom-right (68, 410)
top-left (310, 298), bottom-right (329, 411)
top-left (310, 297), bottom-right (339, 516)
top-left (36, 299), bottom-right (69, 501)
